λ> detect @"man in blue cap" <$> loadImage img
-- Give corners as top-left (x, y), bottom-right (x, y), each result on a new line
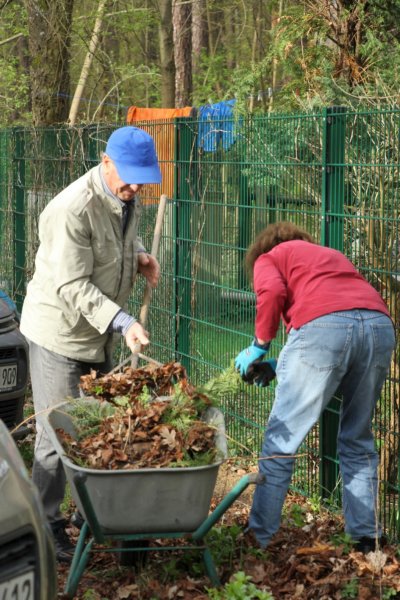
top-left (20, 126), bottom-right (162, 562)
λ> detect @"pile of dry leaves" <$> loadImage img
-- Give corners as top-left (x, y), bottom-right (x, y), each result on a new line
top-left (79, 361), bottom-right (198, 401)
top-left (57, 361), bottom-right (231, 471)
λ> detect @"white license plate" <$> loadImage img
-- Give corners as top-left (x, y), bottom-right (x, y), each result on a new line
top-left (0, 365), bottom-right (17, 391)
top-left (0, 571), bottom-right (34, 600)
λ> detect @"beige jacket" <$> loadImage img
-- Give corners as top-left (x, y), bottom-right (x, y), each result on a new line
top-left (20, 165), bottom-right (143, 362)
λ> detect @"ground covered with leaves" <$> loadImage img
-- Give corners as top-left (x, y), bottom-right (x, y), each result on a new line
top-left (56, 459), bottom-right (400, 600)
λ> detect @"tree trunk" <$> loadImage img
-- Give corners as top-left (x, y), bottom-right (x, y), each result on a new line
top-left (269, 0), bottom-right (283, 113)
top-left (313, 0), bottom-right (367, 88)
top-left (192, 0), bottom-right (207, 80)
top-left (172, 0), bottom-right (192, 107)
top-left (68, 0), bottom-right (108, 126)
top-left (159, 0), bottom-right (175, 107)
top-left (24, 0), bottom-right (74, 125)
top-left (10, 33), bottom-right (31, 121)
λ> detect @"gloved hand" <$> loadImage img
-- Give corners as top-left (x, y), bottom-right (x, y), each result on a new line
top-left (244, 358), bottom-right (277, 387)
top-left (234, 339), bottom-right (270, 377)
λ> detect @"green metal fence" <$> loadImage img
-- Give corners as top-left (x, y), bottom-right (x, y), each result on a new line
top-left (0, 108), bottom-right (399, 538)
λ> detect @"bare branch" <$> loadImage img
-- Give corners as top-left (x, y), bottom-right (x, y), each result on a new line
top-left (0, 32), bottom-right (24, 47)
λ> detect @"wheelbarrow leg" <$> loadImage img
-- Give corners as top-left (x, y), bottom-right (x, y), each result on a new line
top-left (192, 473), bottom-right (265, 586)
top-left (64, 522), bottom-right (94, 598)
top-left (202, 546), bottom-right (220, 587)
top-left (73, 473), bottom-right (105, 543)
top-left (192, 473), bottom-right (264, 541)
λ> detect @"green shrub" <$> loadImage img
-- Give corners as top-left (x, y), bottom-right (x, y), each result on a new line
top-left (207, 571), bottom-right (274, 600)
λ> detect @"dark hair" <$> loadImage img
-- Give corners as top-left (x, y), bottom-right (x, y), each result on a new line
top-left (245, 221), bottom-right (315, 277)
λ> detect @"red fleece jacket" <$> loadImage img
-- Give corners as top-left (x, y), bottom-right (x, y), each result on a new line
top-left (253, 240), bottom-right (390, 342)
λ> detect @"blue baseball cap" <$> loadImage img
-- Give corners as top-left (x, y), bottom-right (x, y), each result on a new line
top-left (105, 126), bottom-right (162, 184)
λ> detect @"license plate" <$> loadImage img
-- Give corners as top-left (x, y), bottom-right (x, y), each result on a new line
top-left (0, 571), bottom-right (34, 600)
top-left (0, 365), bottom-right (17, 391)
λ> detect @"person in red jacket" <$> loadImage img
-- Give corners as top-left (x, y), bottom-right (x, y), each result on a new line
top-left (235, 222), bottom-right (395, 552)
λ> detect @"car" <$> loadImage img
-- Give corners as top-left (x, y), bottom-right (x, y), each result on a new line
top-left (0, 296), bottom-right (29, 438)
top-left (0, 418), bottom-right (57, 599)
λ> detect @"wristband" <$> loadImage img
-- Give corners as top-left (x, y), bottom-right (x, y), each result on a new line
top-left (252, 337), bottom-right (270, 351)
top-left (109, 309), bottom-right (137, 334)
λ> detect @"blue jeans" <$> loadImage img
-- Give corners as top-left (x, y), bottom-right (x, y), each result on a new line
top-left (27, 339), bottom-right (112, 524)
top-left (249, 310), bottom-right (395, 547)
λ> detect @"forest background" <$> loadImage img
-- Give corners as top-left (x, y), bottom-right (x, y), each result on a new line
top-left (1, 0), bottom-right (400, 127)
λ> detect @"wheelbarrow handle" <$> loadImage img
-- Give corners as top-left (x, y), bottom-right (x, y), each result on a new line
top-left (248, 473), bottom-right (266, 485)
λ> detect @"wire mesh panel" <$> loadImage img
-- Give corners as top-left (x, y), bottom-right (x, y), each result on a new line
top-left (340, 109), bottom-right (400, 535)
top-left (170, 114), bottom-right (326, 499)
top-left (0, 110), bottom-right (398, 538)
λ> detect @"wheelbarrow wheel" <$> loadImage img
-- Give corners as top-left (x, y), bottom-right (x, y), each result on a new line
top-left (116, 539), bottom-right (149, 568)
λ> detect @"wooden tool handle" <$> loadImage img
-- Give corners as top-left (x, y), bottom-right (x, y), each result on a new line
top-left (131, 194), bottom-right (168, 367)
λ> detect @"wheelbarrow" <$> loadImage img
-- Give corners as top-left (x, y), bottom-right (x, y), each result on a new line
top-left (43, 399), bottom-right (264, 598)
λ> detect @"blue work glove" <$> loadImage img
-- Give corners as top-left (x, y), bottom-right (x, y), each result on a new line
top-left (234, 339), bottom-right (270, 377)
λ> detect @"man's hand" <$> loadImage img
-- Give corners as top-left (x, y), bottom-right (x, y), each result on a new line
top-left (137, 253), bottom-right (160, 288)
top-left (124, 321), bottom-right (150, 353)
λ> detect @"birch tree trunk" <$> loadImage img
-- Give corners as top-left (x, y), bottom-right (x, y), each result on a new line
top-left (68, 0), bottom-right (108, 125)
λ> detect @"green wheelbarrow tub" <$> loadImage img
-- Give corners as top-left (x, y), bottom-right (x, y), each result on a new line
top-left (43, 400), bottom-right (228, 535)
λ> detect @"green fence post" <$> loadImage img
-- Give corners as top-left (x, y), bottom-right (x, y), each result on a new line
top-left (0, 131), bottom-right (5, 257)
top-left (324, 106), bottom-right (346, 251)
top-left (172, 119), bottom-right (179, 366)
top-left (13, 128), bottom-right (26, 313)
top-left (320, 106), bottom-right (346, 500)
top-left (174, 118), bottom-right (194, 371)
top-left (237, 167), bottom-right (254, 289)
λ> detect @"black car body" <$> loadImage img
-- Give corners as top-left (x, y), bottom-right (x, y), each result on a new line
top-left (0, 419), bottom-right (57, 599)
top-left (0, 298), bottom-right (29, 437)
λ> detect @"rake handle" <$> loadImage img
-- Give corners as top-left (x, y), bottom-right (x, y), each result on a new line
top-left (131, 194), bottom-right (168, 368)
